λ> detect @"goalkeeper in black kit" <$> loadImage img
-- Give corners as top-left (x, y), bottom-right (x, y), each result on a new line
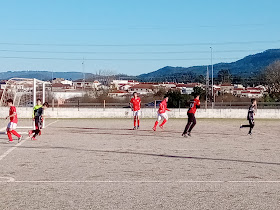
top-left (240, 98), bottom-right (257, 135)
top-left (28, 102), bottom-right (49, 140)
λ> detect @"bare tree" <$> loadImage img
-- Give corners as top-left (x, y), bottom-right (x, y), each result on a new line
top-left (265, 60), bottom-right (280, 93)
top-left (95, 69), bottom-right (118, 86)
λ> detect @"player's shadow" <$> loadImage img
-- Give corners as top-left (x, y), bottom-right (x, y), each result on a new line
top-left (18, 145), bottom-right (280, 166)
top-left (60, 127), bottom-right (235, 136)
top-left (63, 127), bottom-right (153, 132)
top-left (63, 126), bottom-right (157, 135)
top-left (68, 131), bottom-right (155, 137)
top-left (195, 132), bottom-right (235, 136)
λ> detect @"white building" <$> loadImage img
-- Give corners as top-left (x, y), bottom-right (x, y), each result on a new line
top-left (246, 87), bottom-right (265, 94)
top-left (108, 90), bottom-right (129, 98)
top-left (52, 91), bottom-right (84, 100)
top-left (119, 84), bottom-right (132, 91)
top-left (176, 83), bottom-right (201, 94)
top-left (220, 83), bottom-right (234, 94)
top-left (111, 80), bottom-right (139, 90)
top-left (241, 91), bottom-right (263, 98)
top-left (234, 84), bottom-right (245, 89)
top-left (61, 80), bottom-right (73, 86)
top-left (73, 81), bottom-right (101, 89)
top-left (233, 88), bottom-right (245, 97)
top-left (158, 82), bottom-right (176, 89)
top-left (128, 84), bottom-right (155, 94)
top-left (52, 78), bottom-right (73, 86)
top-left (0, 81), bottom-right (7, 90)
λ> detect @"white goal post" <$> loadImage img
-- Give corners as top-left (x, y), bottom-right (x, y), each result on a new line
top-left (0, 78), bottom-right (48, 107)
top-left (0, 78), bottom-right (50, 128)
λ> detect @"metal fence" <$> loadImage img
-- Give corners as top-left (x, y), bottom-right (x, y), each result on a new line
top-left (59, 102), bottom-right (129, 108)
top-left (204, 102), bottom-right (280, 109)
top-left (54, 101), bottom-right (280, 109)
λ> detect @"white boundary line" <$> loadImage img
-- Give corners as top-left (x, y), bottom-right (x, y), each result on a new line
top-left (0, 137), bottom-right (29, 161)
top-left (0, 120), bottom-right (59, 162)
top-left (0, 177), bottom-right (15, 182)
top-left (43, 120), bottom-right (59, 128)
top-left (17, 126), bottom-right (33, 129)
top-left (1, 180), bottom-right (280, 183)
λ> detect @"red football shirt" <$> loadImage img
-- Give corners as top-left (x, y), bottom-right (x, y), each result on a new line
top-left (158, 99), bottom-right (170, 114)
top-left (130, 97), bottom-right (141, 111)
top-left (9, 106), bottom-right (18, 123)
top-left (188, 98), bottom-right (200, 114)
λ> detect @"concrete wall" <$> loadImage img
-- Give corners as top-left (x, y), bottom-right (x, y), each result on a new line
top-left (1, 107), bottom-right (280, 119)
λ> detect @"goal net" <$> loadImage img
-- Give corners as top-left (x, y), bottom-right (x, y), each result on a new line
top-left (0, 78), bottom-right (49, 107)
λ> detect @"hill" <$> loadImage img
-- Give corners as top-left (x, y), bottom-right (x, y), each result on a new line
top-left (0, 71), bottom-right (95, 81)
top-left (1, 49), bottom-right (280, 82)
top-left (138, 49), bottom-right (280, 81)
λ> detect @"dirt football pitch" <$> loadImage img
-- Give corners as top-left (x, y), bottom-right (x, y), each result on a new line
top-left (0, 118), bottom-right (280, 210)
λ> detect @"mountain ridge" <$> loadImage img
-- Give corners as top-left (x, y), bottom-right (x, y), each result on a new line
top-left (138, 49), bottom-right (280, 80)
top-left (0, 49), bottom-right (279, 82)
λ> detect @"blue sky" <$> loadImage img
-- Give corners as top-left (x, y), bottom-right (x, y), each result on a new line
top-left (0, 0), bottom-right (279, 75)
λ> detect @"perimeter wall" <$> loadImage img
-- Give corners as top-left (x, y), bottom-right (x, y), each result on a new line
top-left (1, 108), bottom-right (280, 119)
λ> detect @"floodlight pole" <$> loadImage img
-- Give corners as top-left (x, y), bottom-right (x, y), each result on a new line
top-left (42, 82), bottom-right (46, 128)
top-left (33, 78), bottom-right (36, 130)
top-left (206, 66), bottom-right (209, 109)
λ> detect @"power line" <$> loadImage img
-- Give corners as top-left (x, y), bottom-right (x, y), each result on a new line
top-left (1, 23), bottom-right (277, 31)
top-left (0, 40), bottom-right (279, 47)
top-left (0, 49), bottom-right (268, 54)
top-left (0, 56), bottom-right (241, 61)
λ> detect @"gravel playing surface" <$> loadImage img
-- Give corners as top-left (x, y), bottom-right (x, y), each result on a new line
top-left (0, 118), bottom-right (280, 210)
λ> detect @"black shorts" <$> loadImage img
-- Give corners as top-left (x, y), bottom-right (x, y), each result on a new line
top-left (187, 113), bottom-right (196, 123)
top-left (35, 117), bottom-right (43, 130)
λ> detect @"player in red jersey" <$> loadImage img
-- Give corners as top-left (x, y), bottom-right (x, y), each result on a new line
top-left (182, 94), bottom-right (200, 137)
top-left (153, 97), bottom-right (170, 131)
top-left (130, 92), bottom-right (141, 129)
top-left (5, 99), bottom-right (22, 143)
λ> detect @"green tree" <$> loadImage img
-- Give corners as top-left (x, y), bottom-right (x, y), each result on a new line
top-left (217, 69), bottom-right (232, 84)
top-left (165, 90), bottom-right (192, 108)
top-left (154, 88), bottom-right (167, 98)
top-left (192, 87), bottom-right (206, 98)
top-left (194, 75), bottom-right (205, 83)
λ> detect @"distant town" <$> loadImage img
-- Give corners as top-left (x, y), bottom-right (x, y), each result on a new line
top-left (0, 77), bottom-right (267, 106)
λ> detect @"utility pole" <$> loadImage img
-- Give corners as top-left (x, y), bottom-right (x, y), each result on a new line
top-left (51, 70), bottom-right (54, 92)
top-left (82, 58), bottom-right (85, 95)
top-left (210, 47), bottom-right (214, 108)
top-left (206, 65), bottom-right (209, 109)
